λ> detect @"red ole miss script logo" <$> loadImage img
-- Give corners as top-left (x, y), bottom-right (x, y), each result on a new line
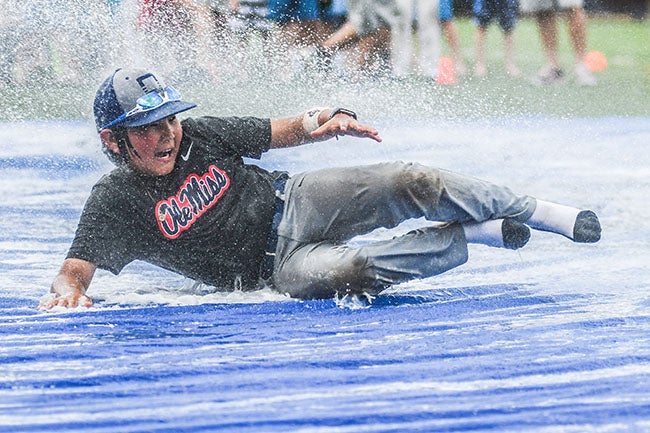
top-left (155, 165), bottom-right (230, 239)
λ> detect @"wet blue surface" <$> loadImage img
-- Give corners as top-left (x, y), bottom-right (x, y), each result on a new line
top-left (0, 156), bottom-right (100, 174)
top-left (1, 118), bottom-right (649, 432)
top-left (3, 288), bottom-right (650, 432)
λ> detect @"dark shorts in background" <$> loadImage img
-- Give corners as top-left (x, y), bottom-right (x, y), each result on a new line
top-left (473, 0), bottom-right (519, 31)
top-left (267, 0), bottom-right (320, 23)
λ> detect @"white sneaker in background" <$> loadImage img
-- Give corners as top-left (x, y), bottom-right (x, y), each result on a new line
top-left (574, 62), bottom-right (597, 86)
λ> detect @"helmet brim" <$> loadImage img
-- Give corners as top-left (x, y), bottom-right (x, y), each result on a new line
top-left (119, 100), bottom-right (197, 128)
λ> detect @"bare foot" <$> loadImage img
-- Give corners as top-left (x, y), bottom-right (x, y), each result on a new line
top-left (506, 64), bottom-right (521, 77)
top-left (474, 63), bottom-right (487, 78)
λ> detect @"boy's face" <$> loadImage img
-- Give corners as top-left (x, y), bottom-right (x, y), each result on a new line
top-left (125, 115), bottom-right (183, 176)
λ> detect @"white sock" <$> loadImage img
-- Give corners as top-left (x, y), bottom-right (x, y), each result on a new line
top-left (527, 200), bottom-right (580, 239)
top-left (463, 219), bottom-right (506, 248)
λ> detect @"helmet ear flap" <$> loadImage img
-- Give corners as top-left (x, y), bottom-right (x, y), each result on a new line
top-left (101, 127), bottom-right (131, 166)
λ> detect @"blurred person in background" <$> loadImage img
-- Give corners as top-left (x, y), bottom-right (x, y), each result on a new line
top-left (392, 0), bottom-right (441, 80)
top-left (519, 0), bottom-right (596, 85)
top-left (136, 0), bottom-right (216, 79)
top-left (0, 0), bottom-right (23, 87)
top-left (267, 0), bottom-right (328, 47)
top-left (4, 0), bottom-right (106, 85)
top-left (321, 0), bottom-right (349, 33)
top-left (227, 0), bottom-right (273, 37)
top-left (472, 0), bottom-right (520, 77)
top-left (265, 0), bottom-right (340, 78)
top-left (219, 0), bottom-right (276, 80)
top-left (316, 0), bottom-right (401, 76)
top-left (439, 0), bottom-right (466, 76)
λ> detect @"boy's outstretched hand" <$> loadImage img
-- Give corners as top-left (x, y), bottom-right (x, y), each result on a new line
top-left (310, 114), bottom-right (382, 143)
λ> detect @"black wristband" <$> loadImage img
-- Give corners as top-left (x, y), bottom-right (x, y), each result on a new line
top-left (329, 108), bottom-right (357, 120)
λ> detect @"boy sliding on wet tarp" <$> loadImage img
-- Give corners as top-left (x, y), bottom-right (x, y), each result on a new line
top-left (39, 68), bottom-right (601, 309)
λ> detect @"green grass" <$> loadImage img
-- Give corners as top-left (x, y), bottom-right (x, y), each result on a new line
top-left (438, 15), bottom-right (650, 117)
top-left (1, 15), bottom-right (648, 122)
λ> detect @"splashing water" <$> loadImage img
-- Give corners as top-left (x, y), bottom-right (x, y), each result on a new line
top-left (1, 2), bottom-right (650, 432)
top-left (7, 0), bottom-right (643, 123)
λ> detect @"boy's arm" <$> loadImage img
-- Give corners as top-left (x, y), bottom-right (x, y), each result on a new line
top-left (270, 108), bottom-right (382, 149)
top-left (39, 258), bottom-right (96, 309)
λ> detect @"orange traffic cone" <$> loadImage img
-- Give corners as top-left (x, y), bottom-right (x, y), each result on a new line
top-left (584, 50), bottom-right (607, 72)
top-left (436, 57), bottom-right (456, 85)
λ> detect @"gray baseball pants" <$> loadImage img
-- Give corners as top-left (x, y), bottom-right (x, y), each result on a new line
top-left (272, 162), bottom-right (536, 299)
